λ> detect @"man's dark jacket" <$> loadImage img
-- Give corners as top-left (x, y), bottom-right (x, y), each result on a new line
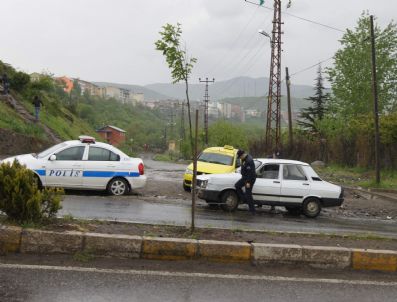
top-left (32, 97), bottom-right (43, 108)
top-left (241, 154), bottom-right (256, 183)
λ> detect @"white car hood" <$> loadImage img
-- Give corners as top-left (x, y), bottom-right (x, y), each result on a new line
top-left (2, 154), bottom-right (36, 165)
top-left (198, 172), bottom-right (241, 183)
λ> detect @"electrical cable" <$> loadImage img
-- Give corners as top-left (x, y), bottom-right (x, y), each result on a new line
top-left (216, 39), bottom-right (270, 98)
top-left (289, 56), bottom-right (334, 78)
top-left (244, 0), bottom-right (345, 33)
top-left (208, 5), bottom-right (262, 76)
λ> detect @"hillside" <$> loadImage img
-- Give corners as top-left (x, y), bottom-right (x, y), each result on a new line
top-left (0, 60), bottom-right (168, 155)
top-left (94, 82), bottom-right (171, 101)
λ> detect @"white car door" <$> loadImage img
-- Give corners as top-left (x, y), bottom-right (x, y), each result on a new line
top-left (83, 146), bottom-right (122, 189)
top-left (280, 164), bottom-right (311, 204)
top-left (45, 146), bottom-right (86, 187)
top-left (253, 163), bottom-right (281, 203)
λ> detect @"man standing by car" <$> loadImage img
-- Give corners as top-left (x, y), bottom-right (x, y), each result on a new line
top-left (235, 149), bottom-right (257, 215)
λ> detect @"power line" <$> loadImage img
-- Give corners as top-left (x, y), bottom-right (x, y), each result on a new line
top-left (244, 0), bottom-right (345, 33)
top-left (216, 40), bottom-right (269, 98)
top-left (289, 56), bottom-right (334, 78)
top-left (208, 5), bottom-right (262, 76)
top-left (213, 17), bottom-right (273, 79)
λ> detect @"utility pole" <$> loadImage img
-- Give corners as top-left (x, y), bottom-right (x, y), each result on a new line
top-left (285, 67), bottom-right (293, 152)
top-left (265, 0), bottom-right (283, 153)
top-left (199, 77), bottom-right (215, 146)
top-left (180, 101), bottom-right (186, 139)
top-left (168, 104), bottom-right (176, 140)
top-left (370, 15), bottom-right (381, 184)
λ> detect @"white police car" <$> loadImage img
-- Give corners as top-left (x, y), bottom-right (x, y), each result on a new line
top-left (197, 158), bottom-right (344, 218)
top-left (1, 136), bottom-right (146, 195)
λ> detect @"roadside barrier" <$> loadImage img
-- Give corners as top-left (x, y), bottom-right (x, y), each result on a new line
top-left (1, 226), bottom-right (396, 273)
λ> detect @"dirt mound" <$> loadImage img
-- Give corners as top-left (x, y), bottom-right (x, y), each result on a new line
top-left (0, 128), bottom-right (52, 156)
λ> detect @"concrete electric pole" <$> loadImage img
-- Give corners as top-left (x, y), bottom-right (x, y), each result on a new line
top-left (285, 67), bottom-right (293, 152)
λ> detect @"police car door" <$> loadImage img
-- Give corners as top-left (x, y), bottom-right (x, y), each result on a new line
top-left (83, 146), bottom-right (121, 189)
top-left (45, 146), bottom-right (86, 187)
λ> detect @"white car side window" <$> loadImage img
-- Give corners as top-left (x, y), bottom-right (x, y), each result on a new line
top-left (283, 165), bottom-right (307, 181)
top-left (260, 164), bottom-right (280, 179)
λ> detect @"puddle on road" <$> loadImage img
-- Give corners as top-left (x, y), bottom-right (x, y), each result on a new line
top-left (147, 170), bottom-right (183, 182)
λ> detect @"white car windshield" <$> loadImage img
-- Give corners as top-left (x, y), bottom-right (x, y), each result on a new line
top-left (236, 160), bottom-right (262, 173)
top-left (198, 152), bottom-right (233, 166)
top-left (37, 143), bottom-right (68, 158)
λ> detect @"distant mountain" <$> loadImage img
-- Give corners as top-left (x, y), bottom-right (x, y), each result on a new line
top-left (220, 96), bottom-right (312, 112)
top-left (146, 76), bottom-right (317, 101)
top-left (94, 82), bottom-right (171, 100)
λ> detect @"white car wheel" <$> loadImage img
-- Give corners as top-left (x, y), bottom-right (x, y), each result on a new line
top-left (108, 178), bottom-right (129, 196)
top-left (221, 190), bottom-right (239, 212)
top-left (302, 198), bottom-right (321, 218)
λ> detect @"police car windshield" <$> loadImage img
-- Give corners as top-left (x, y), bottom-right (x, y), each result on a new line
top-left (37, 143), bottom-right (68, 158)
top-left (198, 152), bottom-right (233, 166)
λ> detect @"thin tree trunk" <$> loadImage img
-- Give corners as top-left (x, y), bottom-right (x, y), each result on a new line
top-left (185, 78), bottom-right (194, 155)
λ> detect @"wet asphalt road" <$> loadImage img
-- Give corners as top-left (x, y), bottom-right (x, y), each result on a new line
top-left (1, 262), bottom-right (397, 302)
top-left (59, 159), bottom-right (397, 238)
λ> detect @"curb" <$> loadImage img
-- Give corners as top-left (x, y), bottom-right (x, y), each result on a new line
top-left (344, 186), bottom-right (397, 203)
top-left (1, 226), bottom-right (396, 273)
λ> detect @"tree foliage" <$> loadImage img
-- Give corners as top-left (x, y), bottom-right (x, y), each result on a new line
top-left (10, 71), bottom-right (30, 92)
top-left (0, 161), bottom-right (63, 223)
top-left (327, 13), bottom-right (397, 116)
top-left (208, 121), bottom-right (248, 150)
top-left (155, 23), bottom-right (197, 153)
top-left (298, 65), bottom-right (329, 135)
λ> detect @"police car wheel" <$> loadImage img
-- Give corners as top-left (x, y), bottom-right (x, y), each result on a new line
top-left (107, 178), bottom-right (129, 196)
top-left (220, 190), bottom-right (239, 212)
top-left (33, 175), bottom-right (43, 190)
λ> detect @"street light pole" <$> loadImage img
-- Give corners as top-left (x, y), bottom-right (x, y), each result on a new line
top-left (285, 67), bottom-right (293, 153)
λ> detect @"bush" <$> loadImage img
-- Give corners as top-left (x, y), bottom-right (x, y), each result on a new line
top-left (0, 161), bottom-right (63, 223)
top-left (10, 71), bottom-right (30, 92)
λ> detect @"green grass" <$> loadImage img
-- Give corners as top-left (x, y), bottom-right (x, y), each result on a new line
top-left (153, 152), bottom-right (181, 162)
top-left (73, 251), bottom-right (95, 263)
top-left (0, 102), bottom-right (46, 139)
top-left (315, 164), bottom-right (397, 189)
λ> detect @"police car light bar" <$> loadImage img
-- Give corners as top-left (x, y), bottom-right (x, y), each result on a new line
top-left (79, 135), bottom-right (96, 144)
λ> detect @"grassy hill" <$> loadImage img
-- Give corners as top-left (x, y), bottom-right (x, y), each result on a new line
top-left (0, 60), bottom-right (167, 154)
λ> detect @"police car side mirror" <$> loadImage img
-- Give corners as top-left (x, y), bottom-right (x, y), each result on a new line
top-left (49, 154), bottom-right (56, 161)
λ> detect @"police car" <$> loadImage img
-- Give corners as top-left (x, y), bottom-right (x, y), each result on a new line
top-left (1, 136), bottom-right (146, 195)
top-left (197, 158), bottom-right (344, 218)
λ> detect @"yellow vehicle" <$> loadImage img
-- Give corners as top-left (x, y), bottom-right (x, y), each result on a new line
top-left (183, 145), bottom-right (239, 191)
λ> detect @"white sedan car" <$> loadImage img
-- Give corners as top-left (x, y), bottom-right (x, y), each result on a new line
top-left (197, 159), bottom-right (344, 218)
top-left (1, 136), bottom-right (147, 195)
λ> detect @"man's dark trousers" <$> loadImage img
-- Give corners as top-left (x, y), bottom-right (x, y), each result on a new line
top-left (235, 178), bottom-right (256, 213)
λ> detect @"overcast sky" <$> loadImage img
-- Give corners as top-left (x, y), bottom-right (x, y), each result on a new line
top-left (0, 0), bottom-right (395, 87)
